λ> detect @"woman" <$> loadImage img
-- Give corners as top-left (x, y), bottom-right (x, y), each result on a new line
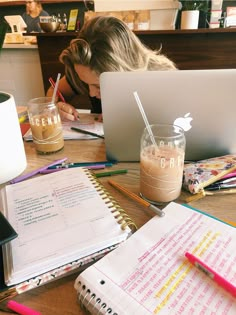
top-left (22, 0), bottom-right (49, 33)
top-left (47, 15), bottom-right (176, 121)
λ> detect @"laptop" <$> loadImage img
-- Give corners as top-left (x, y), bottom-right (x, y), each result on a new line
top-left (100, 69), bottom-right (236, 162)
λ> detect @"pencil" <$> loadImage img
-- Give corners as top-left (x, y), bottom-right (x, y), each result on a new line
top-left (49, 77), bottom-right (66, 102)
top-left (205, 189), bottom-right (236, 195)
top-left (71, 127), bottom-right (104, 139)
top-left (108, 180), bottom-right (164, 217)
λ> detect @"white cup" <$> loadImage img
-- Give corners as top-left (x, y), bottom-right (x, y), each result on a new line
top-left (181, 10), bottom-right (200, 30)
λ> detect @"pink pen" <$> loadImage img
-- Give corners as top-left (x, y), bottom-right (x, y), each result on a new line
top-left (185, 252), bottom-right (236, 297)
top-left (222, 170), bottom-right (236, 180)
top-left (7, 300), bottom-right (42, 315)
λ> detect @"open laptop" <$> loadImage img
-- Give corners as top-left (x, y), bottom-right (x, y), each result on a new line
top-left (100, 69), bottom-right (236, 162)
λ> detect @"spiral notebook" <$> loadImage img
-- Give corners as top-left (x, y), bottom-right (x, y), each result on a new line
top-left (75, 202), bottom-right (236, 314)
top-left (0, 168), bottom-right (136, 301)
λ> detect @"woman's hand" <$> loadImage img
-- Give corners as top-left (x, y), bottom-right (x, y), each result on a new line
top-left (57, 102), bottom-right (79, 121)
top-left (97, 113), bottom-right (103, 122)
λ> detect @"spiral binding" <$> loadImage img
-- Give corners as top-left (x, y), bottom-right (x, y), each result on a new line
top-left (77, 280), bottom-right (118, 315)
top-left (84, 169), bottom-right (137, 233)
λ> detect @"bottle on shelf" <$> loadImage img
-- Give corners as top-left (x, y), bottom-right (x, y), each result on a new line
top-left (57, 13), bottom-right (63, 31)
top-left (63, 13), bottom-right (68, 31)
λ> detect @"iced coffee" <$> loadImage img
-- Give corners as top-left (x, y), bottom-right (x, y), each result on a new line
top-left (140, 124), bottom-right (185, 204)
top-left (28, 97), bottom-right (64, 154)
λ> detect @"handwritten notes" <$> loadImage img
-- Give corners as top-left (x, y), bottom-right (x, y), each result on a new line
top-left (76, 203), bottom-right (236, 314)
top-left (1, 168), bottom-right (131, 286)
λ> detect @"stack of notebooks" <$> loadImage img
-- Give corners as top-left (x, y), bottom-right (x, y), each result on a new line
top-left (0, 167), bottom-right (136, 301)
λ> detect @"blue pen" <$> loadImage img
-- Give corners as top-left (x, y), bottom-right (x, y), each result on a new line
top-left (48, 161), bottom-right (114, 169)
top-left (205, 177), bottom-right (236, 191)
top-left (41, 164), bottom-right (106, 174)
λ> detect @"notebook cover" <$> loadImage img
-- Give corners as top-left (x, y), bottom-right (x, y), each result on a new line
top-left (0, 212), bottom-right (18, 246)
top-left (20, 123), bottom-right (30, 137)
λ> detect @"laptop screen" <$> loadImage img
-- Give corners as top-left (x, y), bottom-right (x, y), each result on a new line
top-left (100, 69), bottom-right (236, 162)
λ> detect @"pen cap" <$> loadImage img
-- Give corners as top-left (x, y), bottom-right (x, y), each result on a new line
top-left (0, 92), bottom-right (27, 184)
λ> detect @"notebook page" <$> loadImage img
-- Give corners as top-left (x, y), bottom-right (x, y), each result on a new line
top-left (75, 202), bottom-right (236, 314)
top-left (23, 113), bottom-right (104, 141)
top-left (2, 168), bottom-right (131, 285)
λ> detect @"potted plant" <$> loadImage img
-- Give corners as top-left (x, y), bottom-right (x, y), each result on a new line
top-left (180, 1), bottom-right (208, 11)
top-left (180, 1), bottom-right (209, 29)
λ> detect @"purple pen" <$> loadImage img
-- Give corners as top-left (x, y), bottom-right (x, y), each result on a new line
top-left (86, 164), bottom-right (106, 170)
top-left (10, 157), bottom-right (68, 184)
top-left (39, 168), bottom-right (65, 174)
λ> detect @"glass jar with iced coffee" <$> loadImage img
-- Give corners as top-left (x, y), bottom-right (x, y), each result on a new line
top-left (28, 97), bottom-right (64, 154)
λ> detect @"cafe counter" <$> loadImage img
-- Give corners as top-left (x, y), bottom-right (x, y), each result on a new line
top-left (34, 28), bottom-right (236, 94)
top-left (0, 38), bottom-right (44, 106)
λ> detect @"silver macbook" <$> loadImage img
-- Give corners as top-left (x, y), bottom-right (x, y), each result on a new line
top-left (100, 69), bottom-right (236, 162)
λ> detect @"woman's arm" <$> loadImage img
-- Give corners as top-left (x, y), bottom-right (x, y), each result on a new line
top-left (46, 76), bottom-right (79, 121)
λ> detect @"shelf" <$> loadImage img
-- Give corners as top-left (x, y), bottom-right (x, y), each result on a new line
top-left (30, 27), bottom-right (236, 37)
top-left (0, 0), bottom-right (86, 6)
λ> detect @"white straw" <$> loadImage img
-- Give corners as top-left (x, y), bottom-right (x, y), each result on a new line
top-left (133, 91), bottom-right (156, 145)
top-left (52, 73), bottom-right (61, 104)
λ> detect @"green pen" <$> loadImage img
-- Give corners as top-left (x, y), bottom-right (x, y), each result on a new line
top-left (95, 169), bottom-right (127, 178)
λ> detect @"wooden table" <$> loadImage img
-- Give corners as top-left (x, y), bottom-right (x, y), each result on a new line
top-left (1, 139), bottom-right (236, 314)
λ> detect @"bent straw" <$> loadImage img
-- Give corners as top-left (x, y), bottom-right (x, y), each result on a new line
top-left (133, 91), bottom-right (156, 145)
top-left (52, 73), bottom-right (61, 104)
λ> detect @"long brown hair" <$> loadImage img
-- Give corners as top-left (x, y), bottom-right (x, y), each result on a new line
top-left (60, 16), bottom-right (176, 94)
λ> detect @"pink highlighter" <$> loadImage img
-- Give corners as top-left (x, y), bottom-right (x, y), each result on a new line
top-left (7, 300), bottom-right (42, 315)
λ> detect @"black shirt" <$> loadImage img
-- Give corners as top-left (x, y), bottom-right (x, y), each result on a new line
top-left (90, 97), bottom-right (102, 114)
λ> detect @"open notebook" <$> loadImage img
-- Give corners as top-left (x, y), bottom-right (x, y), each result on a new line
top-left (75, 202), bottom-right (236, 314)
top-left (23, 113), bottom-right (104, 141)
top-left (0, 168), bottom-right (136, 301)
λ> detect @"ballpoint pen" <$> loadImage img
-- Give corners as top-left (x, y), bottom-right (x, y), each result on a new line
top-left (185, 252), bottom-right (236, 297)
top-left (71, 127), bottom-right (104, 139)
top-left (10, 157), bottom-right (68, 184)
top-left (47, 161), bottom-right (114, 169)
top-left (205, 177), bottom-right (236, 190)
top-left (40, 164), bottom-right (106, 174)
top-left (108, 179), bottom-right (164, 217)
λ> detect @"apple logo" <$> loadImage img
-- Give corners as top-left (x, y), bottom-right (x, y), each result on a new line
top-left (174, 113), bottom-right (193, 132)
